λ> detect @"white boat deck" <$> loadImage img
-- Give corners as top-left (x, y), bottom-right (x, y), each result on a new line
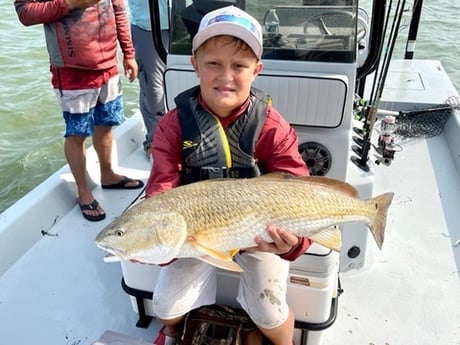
top-left (326, 132), bottom-right (460, 344)
top-left (0, 60), bottom-right (459, 345)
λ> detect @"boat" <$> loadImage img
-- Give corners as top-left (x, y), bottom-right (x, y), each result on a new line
top-left (1, 0), bottom-right (459, 344)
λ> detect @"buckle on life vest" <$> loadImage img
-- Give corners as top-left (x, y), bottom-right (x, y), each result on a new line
top-left (200, 167), bottom-right (229, 179)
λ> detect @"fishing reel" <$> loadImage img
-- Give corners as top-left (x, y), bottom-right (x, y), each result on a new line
top-left (374, 115), bottom-right (398, 166)
top-left (351, 104), bottom-right (401, 169)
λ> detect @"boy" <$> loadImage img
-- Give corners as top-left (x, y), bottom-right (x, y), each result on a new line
top-left (145, 6), bottom-right (311, 345)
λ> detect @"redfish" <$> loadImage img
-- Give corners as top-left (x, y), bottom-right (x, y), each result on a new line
top-left (95, 173), bottom-right (393, 272)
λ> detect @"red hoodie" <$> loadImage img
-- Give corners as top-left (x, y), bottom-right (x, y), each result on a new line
top-left (14, 0), bottom-right (134, 70)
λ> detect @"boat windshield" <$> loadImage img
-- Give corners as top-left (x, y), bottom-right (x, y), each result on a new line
top-left (169, 0), bottom-right (359, 63)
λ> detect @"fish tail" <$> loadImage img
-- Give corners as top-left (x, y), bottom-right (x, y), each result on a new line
top-left (368, 192), bottom-right (394, 249)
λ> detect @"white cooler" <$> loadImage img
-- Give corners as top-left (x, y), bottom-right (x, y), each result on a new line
top-left (120, 243), bottom-right (340, 345)
top-left (288, 243), bottom-right (340, 345)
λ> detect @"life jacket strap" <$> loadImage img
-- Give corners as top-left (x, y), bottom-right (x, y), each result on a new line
top-left (181, 166), bottom-right (261, 185)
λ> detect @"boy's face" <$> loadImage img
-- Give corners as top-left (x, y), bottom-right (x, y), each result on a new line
top-left (191, 36), bottom-right (263, 118)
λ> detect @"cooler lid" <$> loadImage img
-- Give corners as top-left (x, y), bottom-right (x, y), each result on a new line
top-left (290, 243), bottom-right (338, 274)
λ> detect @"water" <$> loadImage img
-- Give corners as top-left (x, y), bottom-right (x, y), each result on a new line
top-left (1, 0), bottom-right (459, 213)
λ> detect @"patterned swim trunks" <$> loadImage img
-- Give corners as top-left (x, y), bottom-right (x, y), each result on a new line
top-left (52, 66), bottom-right (125, 137)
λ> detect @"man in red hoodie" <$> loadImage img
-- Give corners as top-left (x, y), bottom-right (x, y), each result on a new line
top-left (15, 0), bottom-right (144, 221)
top-left (145, 6), bottom-right (311, 345)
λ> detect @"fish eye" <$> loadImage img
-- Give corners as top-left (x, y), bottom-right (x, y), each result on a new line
top-left (115, 229), bottom-right (124, 237)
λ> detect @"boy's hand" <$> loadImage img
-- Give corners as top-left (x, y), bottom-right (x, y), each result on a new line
top-left (250, 225), bottom-right (299, 255)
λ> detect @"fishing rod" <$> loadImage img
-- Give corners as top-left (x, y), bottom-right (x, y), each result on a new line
top-left (352, 0), bottom-right (407, 172)
top-left (404, 0), bottom-right (423, 60)
top-left (352, 0), bottom-right (394, 134)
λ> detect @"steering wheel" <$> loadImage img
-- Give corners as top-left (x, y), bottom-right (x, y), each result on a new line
top-left (303, 9), bottom-right (368, 41)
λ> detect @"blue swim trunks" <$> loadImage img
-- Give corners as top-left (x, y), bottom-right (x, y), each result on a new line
top-left (53, 68), bottom-right (125, 137)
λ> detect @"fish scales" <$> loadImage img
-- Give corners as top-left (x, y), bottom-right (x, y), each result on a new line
top-left (164, 178), bottom-right (368, 242)
top-left (95, 173), bottom-right (394, 271)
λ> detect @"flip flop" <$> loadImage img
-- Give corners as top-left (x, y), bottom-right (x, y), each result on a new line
top-left (79, 199), bottom-right (106, 222)
top-left (101, 176), bottom-right (144, 190)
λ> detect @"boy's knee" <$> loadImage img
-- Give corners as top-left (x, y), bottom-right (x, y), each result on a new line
top-left (246, 302), bottom-right (290, 329)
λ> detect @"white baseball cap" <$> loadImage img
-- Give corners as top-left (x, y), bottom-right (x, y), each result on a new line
top-left (192, 6), bottom-right (263, 59)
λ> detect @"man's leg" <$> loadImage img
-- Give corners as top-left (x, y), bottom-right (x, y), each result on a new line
top-left (92, 125), bottom-right (141, 187)
top-left (64, 134), bottom-right (104, 218)
top-left (93, 73), bottom-right (143, 188)
top-left (131, 25), bottom-right (168, 150)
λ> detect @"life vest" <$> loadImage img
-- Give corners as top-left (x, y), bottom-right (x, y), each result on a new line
top-left (176, 86), bottom-right (268, 185)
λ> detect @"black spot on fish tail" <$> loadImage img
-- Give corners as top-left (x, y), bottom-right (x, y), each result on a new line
top-left (368, 192), bottom-right (394, 249)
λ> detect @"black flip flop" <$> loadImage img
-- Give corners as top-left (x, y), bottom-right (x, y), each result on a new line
top-left (101, 176), bottom-right (144, 190)
top-left (79, 199), bottom-right (106, 222)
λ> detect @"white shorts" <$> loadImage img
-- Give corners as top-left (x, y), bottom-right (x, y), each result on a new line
top-left (152, 251), bottom-right (290, 329)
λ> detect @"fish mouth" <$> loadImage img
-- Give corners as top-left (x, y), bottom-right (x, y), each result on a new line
top-left (96, 243), bottom-right (128, 260)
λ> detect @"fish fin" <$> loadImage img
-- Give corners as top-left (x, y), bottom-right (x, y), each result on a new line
top-left (261, 173), bottom-right (359, 198)
top-left (301, 176), bottom-right (359, 197)
top-left (367, 192), bottom-right (394, 250)
top-left (189, 239), bottom-right (243, 272)
top-left (189, 238), bottom-right (236, 261)
top-left (197, 256), bottom-right (244, 272)
top-left (310, 227), bottom-right (342, 251)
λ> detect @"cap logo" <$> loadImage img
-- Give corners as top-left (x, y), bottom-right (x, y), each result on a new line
top-left (205, 14), bottom-right (260, 36)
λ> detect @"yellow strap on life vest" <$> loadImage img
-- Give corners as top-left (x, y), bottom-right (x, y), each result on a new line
top-left (210, 114), bottom-right (232, 168)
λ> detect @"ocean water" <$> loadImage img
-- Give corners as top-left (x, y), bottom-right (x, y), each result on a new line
top-left (1, 0), bottom-right (459, 213)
